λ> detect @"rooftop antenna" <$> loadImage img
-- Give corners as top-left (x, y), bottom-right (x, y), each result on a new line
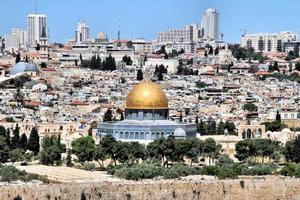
top-left (34, 0), bottom-right (38, 14)
top-left (131, 21), bottom-right (134, 40)
top-left (117, 17), bottom-right (121, 41)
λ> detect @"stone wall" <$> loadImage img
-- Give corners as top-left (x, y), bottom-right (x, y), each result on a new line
top-left (1, 177), bottom-right (300, 200)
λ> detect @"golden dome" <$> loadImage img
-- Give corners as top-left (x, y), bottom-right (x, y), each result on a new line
top-left (126, 81), bottom-right (168, 109)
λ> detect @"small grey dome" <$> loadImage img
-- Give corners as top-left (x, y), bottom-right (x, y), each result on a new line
top-left (174, 128), bottom-right (186, 137)
top-left (10, 62), bottom-right (38, 75)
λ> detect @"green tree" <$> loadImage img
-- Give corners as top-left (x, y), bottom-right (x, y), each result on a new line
top-left (11, 124), bottom-right (20, 149)
top-left (14, 88), bottom-right (24, 108)
top-left (242, 103), bottom-right (258, 112)
top-left (72, 136), bottom-right (95, 164)
top-left (100, 135), bottom-right (118, 165)
top-left (128, 142), bottom-right (146, 164)
top-left (40, 136), bottom-right (62, 166)
top-left (0, 136), bottom-right (10, 163)
top-left (103, 109), bottom-right (113, 122)
top-left (217, 121), bottom-right (225, 135)
top-left (262, 121), bottom-right (286, 132)
top-left (197, 120), bottom-right (207, 135)
top-left (94, 144), bottom-right (107, 168)
top-left (283, 138), bottom-right (300, 163)
top-left (295, 63), bottom-right (300, 71)
top-left (136, 69), bottom-right (143, 81)
top-left (20, 133), bottom-right (28, 151)
top-left (10, 148), bottom-right (25, 163)
top-left (28, 127), bottom-right (40, 155)
top-left (235, 139), bottom-right (251, 161)
top-left (208, 46), bottom-right (213, 55)
top-left (276, 110), bottom-right (281, 122)
top-left (157, 70), bottom-right (163, 81)
top-left (35, 43), bottom-right (40, 51)
top-left (214, 46), bottom-right (219, 55)
top-left (66, 149), bottom-right (73, 167)
top-left (15, 53), bottom-right (21, 63)
top-left (114, 141), bottom-right (130, 165)
top-left (147, 137), bottom-right (167, 165)
top-left (224, 121), bottom-right (236, 135)
top-left (203, 138), bottom-right (221, 165)
top-left (207, 118), bottom-right (216, 135)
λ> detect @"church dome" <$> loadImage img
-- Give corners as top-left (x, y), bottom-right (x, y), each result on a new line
top-left (10, 62), bottom-right (38, 75)
top-left (126, 81), bottom-right (168, 109)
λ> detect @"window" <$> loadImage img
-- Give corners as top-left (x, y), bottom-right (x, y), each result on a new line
top-left (130, 132), bottom-right (134, 139)
top-left (125, 132), bottom-right (129, 139)
top-left (135, 132), bottom-right (139, 139)
top-left (140, 132), bottom-right (144, 140)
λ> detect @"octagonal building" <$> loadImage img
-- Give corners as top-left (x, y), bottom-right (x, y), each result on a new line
top-left (97, 81), bottom-right (197, 144)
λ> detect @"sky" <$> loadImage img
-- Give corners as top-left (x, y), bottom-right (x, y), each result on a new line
top-left (1, 0), bottom-right (300, 43)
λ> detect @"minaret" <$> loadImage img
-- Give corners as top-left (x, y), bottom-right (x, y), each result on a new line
top-left (40, 26), bottom-right (48, 58)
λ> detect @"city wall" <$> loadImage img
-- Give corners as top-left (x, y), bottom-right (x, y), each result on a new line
top-left (1, 177), bottom-right (300, 200)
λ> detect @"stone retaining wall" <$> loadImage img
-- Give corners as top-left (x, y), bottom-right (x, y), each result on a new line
top-left (1, 177), bottom-right (300, 200)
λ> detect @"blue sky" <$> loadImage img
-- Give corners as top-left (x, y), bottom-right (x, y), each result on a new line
top-left (1, 0), bottom-right (300, 43)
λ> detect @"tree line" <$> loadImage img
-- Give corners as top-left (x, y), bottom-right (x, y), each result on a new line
top-left (197, 119), bottom-right (236, 135)
top-left (80, 54), bottom-right (116, 71)
top-left (0, 125), bottom-right (40, 163)
top-left (68, 135), bottom-right (222, 167)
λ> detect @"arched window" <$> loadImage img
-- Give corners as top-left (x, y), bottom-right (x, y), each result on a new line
top-left (242, 130), bottom-right (246, 139)
top-left (247, 129), bottom-right (252, 139)
top-left (140, 132), bottom-right (145, 140)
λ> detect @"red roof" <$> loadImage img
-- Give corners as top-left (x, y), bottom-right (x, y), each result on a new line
top-left (70, 101), bottom-right (89, 106)
top-left (255, 70), bottom-right (270, 76)
top-left (41, 68), bottom-right (57, 72)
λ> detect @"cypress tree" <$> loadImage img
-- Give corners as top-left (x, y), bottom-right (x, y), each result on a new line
top-left (28, 127), bottom-right (40, 155)
top-left (11, 124), bottom-right (20, 149)
top-left (20, 133), bottom-right (28, 151)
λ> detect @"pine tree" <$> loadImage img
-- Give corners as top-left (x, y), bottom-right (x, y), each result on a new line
top-left (217, 121), bottom-right (225, 135)
top-left (157, 70), bottom-right (163, 81)
top-left (66, 149), bottom-right (73, 167)
top-left (204, 50), bottom-right (208, 57)
top-left (295, 63), bottom-right (300, 71)
top-left (103, 109), bottom-right (113, 122)
top-left (137, 69), bottom-right (143, 81)
top-left (28, 127), bottom-right (40, 155)
top-left (276, 110), bottom-right (281, 122)
top-left (208, 46), bottom-right (214, 55)
top-left (20, 133), bottom-right (28, 151)
top-left (11, 124), bottom-right (20, 149)
top-left (214, 47), bottom-right (219, 55)
top-left (15, 53), bottom-right (21, 63)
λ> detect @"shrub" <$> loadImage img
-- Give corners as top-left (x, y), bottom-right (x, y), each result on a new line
top-left (0, 165), bottom-right (46, 182)
top-left (240, 164), bottom-right (276, 176)
top-left (83, 162), bottom-right (96, 171)
top-left (200, 166), bottom-right (219, 176)
top-left (164, 164), bottom-right (197, 179)
top-left (216, 155), bottom-right (234, 167)
top-left (217, 165), bottom-right (238, 179)
top-left (280, 163), bottom-right (296, 177)
top-left (294, 165), bottom-right (300, 178)
top-left (114, 163), bottom-right (165, 180)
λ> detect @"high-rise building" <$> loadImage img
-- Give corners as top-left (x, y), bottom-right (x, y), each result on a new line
top-left (241, 32), bottom-right (298, 52)
top-left (201, 8), bottom-right (220, 41)
top-left (75, 21), bottom-right (90, 44)
top-left (27, 14), bottom-right (47, 46)
top-left (156, 24), bottom-right (199, 53)
top-left (157, 24), bottom-right (198, 44)
top-left (4, 28), bottom-right (28, 50)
